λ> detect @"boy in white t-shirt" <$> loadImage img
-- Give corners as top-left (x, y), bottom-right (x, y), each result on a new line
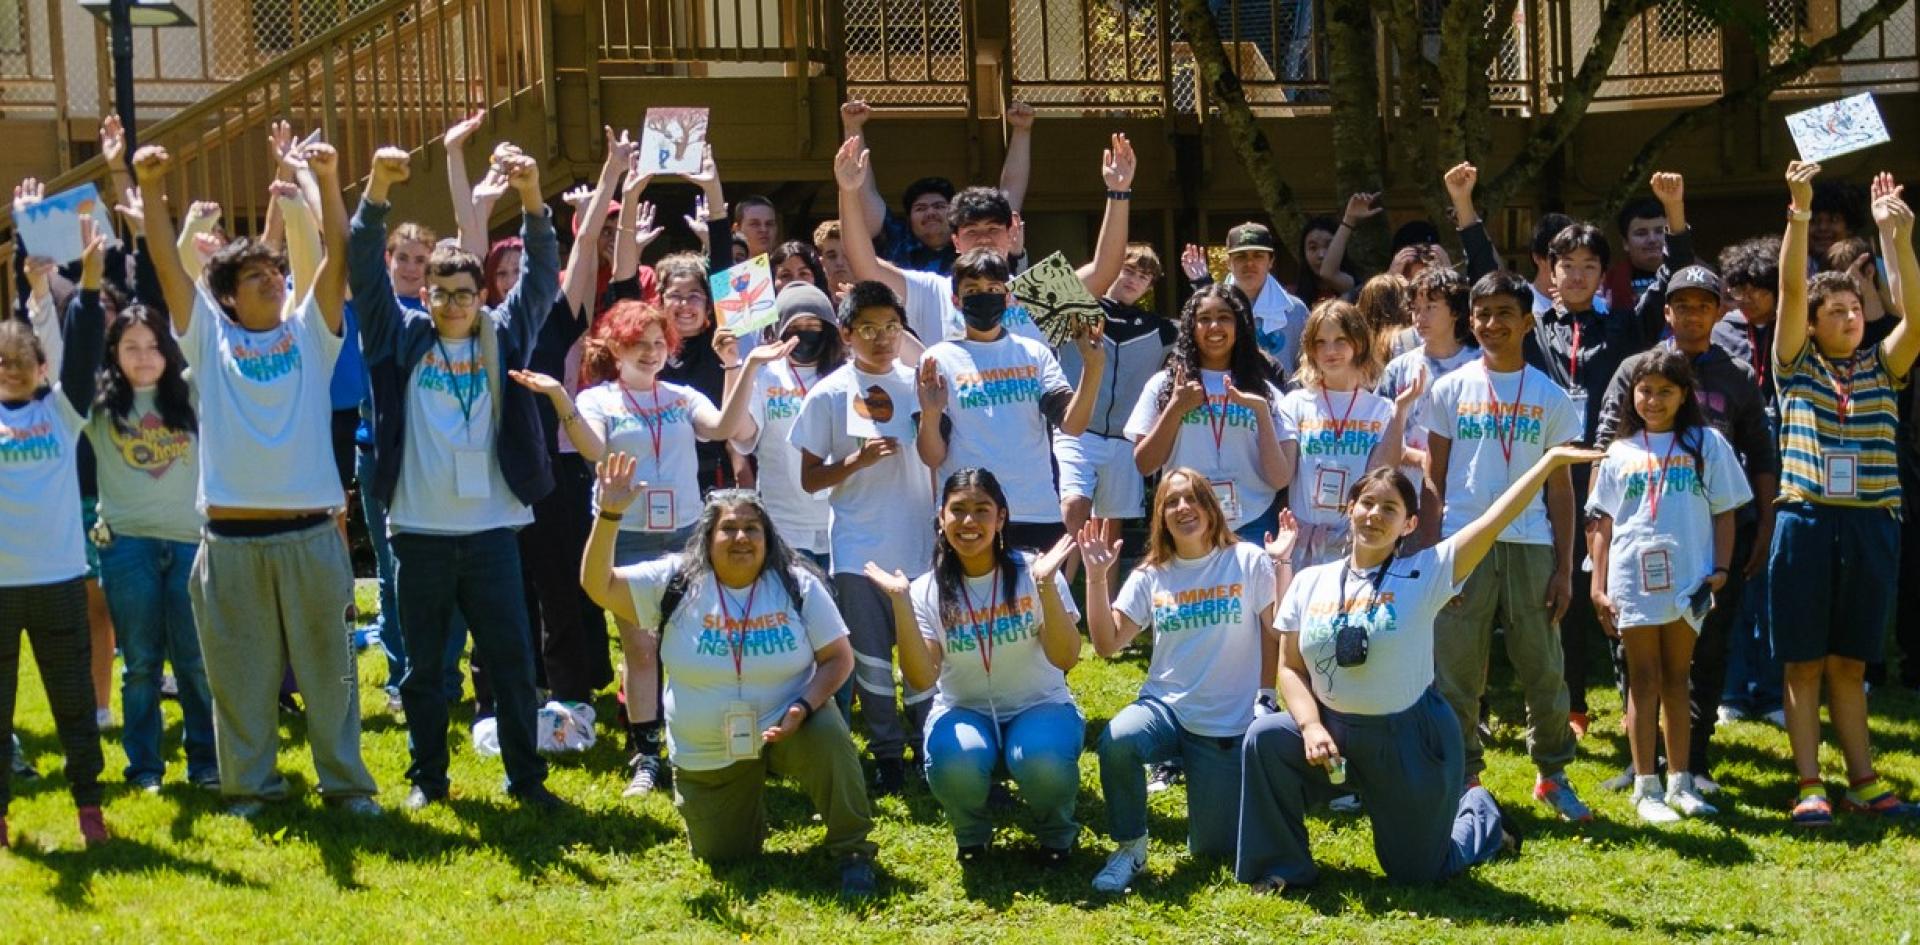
top-left (133, 142), bottom-right (380, 816)
top-left (1421, 271), bottom-right (1591, 824)
top-left (914, 249), bottom-right (1106, 553)
top-left (788, 281), bottom-right (938, 795)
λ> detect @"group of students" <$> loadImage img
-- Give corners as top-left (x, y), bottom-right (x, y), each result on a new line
top-left (2, 103), bottom-right (1917, 900)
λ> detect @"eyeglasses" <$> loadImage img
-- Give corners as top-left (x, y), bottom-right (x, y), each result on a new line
top-left (662, 293), bottom-right (706, 306)
top-left (429, 288), bottom-right (480, 308)
top-left (851, 322), bottom-right (902, 341)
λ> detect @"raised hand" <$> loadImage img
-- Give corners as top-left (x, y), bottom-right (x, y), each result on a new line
top-left (508, 369), bottom-right (566, 399)
top-left (917, 356), bottom-right (948, 414)
top-left (1223, 375), bottom-right (1268, 411)
top-left (685, 145), bottom-right (719, 190)
top-left (634, 201), bottom-right (662, 252)
top-left (1785, 160), bottom-right (1820, 212)
top-left (861, 561), bottom-right (911, 597)
top-left (605, 125), bottom-right (637, 169)
top-left (501, 151), bottom-right (541, 203)
top-left (303, 142), bottom-right (340, 181)
top-left (1264, 508), bottom-right (1301, 563)
top-left (11, 177), bottom-right (44, 214)
top-left (78, 215), bottom-right (106, 287)
top-left (1180, 242), bottom-right (1209, 282)
top-left (444, 110), bottom-right (486, 150)
top-left (267, 179), bottom-right (302, 204)
top-left (22, 255), bottom-right (56, 300)
top-left (1075, 518), bottom-right (1121, 583)
top-left (1101, 132), bottom-right (1137, 192)
top-left (560, 185), bottom-right (594, 209)
top-left (1072, 321), bottom-right (1108, 363)
top-left (1005, 100), bottom-right (1036, 130)
top-left (1546, 444), bottom-right (1607, 467)
top-left (833, 136), bottom-right (870, 192)
top-left (1442, 162), bottom-right (1477, 202)
top-left (1650, 171), bottom-right (1684, 208)
top-left (1387, 245), bottom-right (1422, 279)
top-left (192, 231), bottom-right (227, 261)
top-left (1343, 192), bottom-right (1384, 226)
top-left (710, 328), bottom-right (740, 367)
top-left (1393, 366), bottom-right (1427, 416)
top-left (839, 100), bottom-right (872, 133)
top-left (131, 145), bottom-right (172, 183)
top-left (1031, 532), bottom-right (1076, 585)
top-left (596, 452), bottom-right (648, 513)
top-left (622, 151), bottom-right (653, 199)
top-left (471, 167), bottom-right (510, 206)
top-left (110, 187), bottom-right (145, 229)
top-left (268, 120), bottom-right (308, 177)
top-left (746, 336), bottom-right (799, 367)
top-left (100, 115), bottom-right (127, 167)
top-left (1871, 172), bottom-right (1912, 236)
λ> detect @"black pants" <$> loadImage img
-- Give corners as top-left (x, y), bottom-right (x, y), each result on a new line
top-left (1897, 458), bottom-right (1920, 687)
top-left (517, 453), bottom-right (612, 703)
top-left (0, 578), bottom-right (104, 814)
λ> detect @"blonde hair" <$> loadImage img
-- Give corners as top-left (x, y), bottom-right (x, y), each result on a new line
top-left (1294, 298), bottom-right (1380, 391)
top-left (1143, 468), bottom-right (1238, 567)
top-left (1356, 274), bottom-right (1411, 373)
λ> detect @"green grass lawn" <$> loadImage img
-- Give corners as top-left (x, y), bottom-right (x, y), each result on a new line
top-left (5, 587), bottom-right (1920, 944)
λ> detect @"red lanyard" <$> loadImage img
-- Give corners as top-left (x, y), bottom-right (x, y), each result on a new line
top-left (1206, 390), bottom-right (1230, 455)
top-left (1744, 323), bottom-right (1768, 391)
top-left (957, 574), bottom-right (1001, 676)
top-left (1482, 361), bottom-right (1528, 467)
top-left (1640, 430), bottom-right (1683, 520)
top-left (621, 379), bottom-right (666, 465)
top-left (1819, 353), bottom-right (1857, 421)
top-left (788, 359), bottom-right (814, 401)
top-left (1320, 387), bottom-right (1362, 444)
top-left (1568, 320), bottom-right (1582, 381)
top-left (715, 579), bottom-right (762, 684)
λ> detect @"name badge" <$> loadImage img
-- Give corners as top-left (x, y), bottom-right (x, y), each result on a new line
top-left (1824, 452), bottom-right (1859, 499)
top-left (646, 489), bottom-right (677, 531)
top-left (453, 450), bottom-right (491, 499)
top-left (723, 700), bottom-right (760, 760)
top-left (1566, 386), bottom-right (1589, 426)
top-left (1210, 479), bottom-right (1241, 522)
top-left (1312, 465), bottom-right (1349, 511)
top-left (1639, 547), bottom-right (1674, 594)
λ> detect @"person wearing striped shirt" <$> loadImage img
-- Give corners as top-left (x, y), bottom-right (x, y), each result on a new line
top-left (1769, 162), bottom-right (1920, 827)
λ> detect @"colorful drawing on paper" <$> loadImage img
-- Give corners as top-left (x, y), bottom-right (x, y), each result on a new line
top-left (711, 254), bottom-right (778, 335)
top-left (1785, 93), bottom-right (1891, 163)
top-left (639, 107), bottom-right (710, 176)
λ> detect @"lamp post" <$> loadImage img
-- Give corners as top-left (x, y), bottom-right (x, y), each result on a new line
top-left (79, 0), bottom-right (196, 171)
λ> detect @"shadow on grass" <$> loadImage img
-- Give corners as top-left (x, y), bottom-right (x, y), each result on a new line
top-left (690, 847), bottom-right (928, 918)
top-left (7, 833), bottom-right (265, 910)
top-left (444, 794), bottom-right (680, 882)
top-left (1280, 863), bottom-right (1752, 934)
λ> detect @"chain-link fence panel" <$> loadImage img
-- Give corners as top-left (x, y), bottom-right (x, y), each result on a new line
top-left (843, 0), bottom-right (969, 109)
top-left (1773, 0), bottom-right (1918, 95)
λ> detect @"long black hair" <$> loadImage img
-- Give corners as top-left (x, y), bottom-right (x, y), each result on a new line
top-left (1614, 348), bottom-right (1709, 485)
top-left (1158, 282), bottom-right (1273, 412)
top-left (94, 303), bottom-right (197, 436)
top-left (932, 468), bottom-right (1022, 629)
top-left (678, 489), bottom-right (816, 610)
top-left (769, 240), bottom-right (831, 295)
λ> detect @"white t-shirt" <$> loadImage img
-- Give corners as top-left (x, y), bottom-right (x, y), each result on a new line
top-left (786, 362), bottom-right (935, 574)
top-left (1276, 387), bottom-right (1395, 528)
top-left (737, 359), bottom-right (831, 554)
top-left (1377, 345), bottom-right (1478, 461)
top-left (577, 379), bottom-right (715, 533)
top-left (1112, 542), bottom-right (1276, 738)
top-left (908, 554), bottom-right (1079, 719)
top-left (1585, 428), bottom-right (1752, 628)
top-left (1276, 543), bottom-right (1463, 716)
top-left (1422, 361), bottom-right (1579, 543)
top-left (1123, 369), bottom-right (1285, 529)
top-left (86, 387), bottom-right (203, 545)
top-left (178, 289), bottom-right (345, 512)
top-left (388, 337), bottom-right (533, 535)
top-left (922, 333), bottom-right (1072, 524)
top-left (0, 392), bottom-right (87, 586)
top-left (901, 269), bottom-right (1048, 346)
top-left (621, 555), bottom-right (848, 771)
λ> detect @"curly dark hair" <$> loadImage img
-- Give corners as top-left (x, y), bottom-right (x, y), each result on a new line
top-left (1157, 282), bottom-right (1273, 412)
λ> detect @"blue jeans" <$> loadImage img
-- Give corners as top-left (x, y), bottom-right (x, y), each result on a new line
top-left (356, 446), bottom-right (466, 698)
top-left (1233, 494), bottom-right (1282, 545)
top-left (1096, 697), bottom-right (1243, 857)
top-left (923, 700), bottom-right (1084, 849)
top-left (390, 528), bottom-right (546, 795)
top-left (1721, 551), bottom-right (1782, 714)
top-left (97, 536), bottom-right (216, 784)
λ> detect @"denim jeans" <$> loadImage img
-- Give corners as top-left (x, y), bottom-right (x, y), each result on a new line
top-left (356, 446), bottom-right (466, 699)
top-left (1096, 697), bottom-right (1243, 857)
top-left (923, 700), bottom-right (1084, 849)
top-left (97, 535), bottom-right (217, 783)
top-left (390, 528), bottom-right (547, 796)
top-left (1721, 551), bottom-right (1782, 715)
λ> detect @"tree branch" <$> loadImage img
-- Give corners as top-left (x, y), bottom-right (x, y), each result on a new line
top-left (1174, 0), bottom-right (1306, 256)
top-left (1595, 0), bottom-right (1912, 220)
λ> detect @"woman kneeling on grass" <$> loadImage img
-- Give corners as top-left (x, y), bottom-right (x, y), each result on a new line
top-left (867, 468), bottom-right (1084, 867)
top-left (1235, 445), bottom-right (1602, 893)
top-left (582, 454), bottom-right (879, 898)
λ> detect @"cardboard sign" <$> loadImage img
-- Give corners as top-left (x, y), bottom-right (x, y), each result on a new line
top-left (639, 107), bottom-right (710, 176)
top-left (1786, 93), bottom-right (1890, 163)
top-left (15, 183), bottom-right (117, 264)
top-left (711, 254), bottom-right (778, 335)
top-left (1011, 251), bottom-right (1103, 346)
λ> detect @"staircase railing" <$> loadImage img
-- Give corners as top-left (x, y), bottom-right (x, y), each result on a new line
top-left (1, 0), bottom-right (551, 312)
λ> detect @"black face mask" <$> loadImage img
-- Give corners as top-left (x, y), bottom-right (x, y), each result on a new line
top-left (959, 293), bottom-right (1007, 333)
top-left (786, 327), bottom-right (827, 363)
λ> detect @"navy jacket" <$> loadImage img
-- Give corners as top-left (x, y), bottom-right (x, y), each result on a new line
top-left (350, 198), bottom-right (560, 509)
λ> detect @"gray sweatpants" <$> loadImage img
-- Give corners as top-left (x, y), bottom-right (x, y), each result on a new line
top-left (1432, 542), bottom-right (1577, 779)
top-left (1237, 687), bottom-right (1506, 886)
top-left (831, 572), bottom-right (931, 762)
top-left (191, 521), bottom-right (376, 801)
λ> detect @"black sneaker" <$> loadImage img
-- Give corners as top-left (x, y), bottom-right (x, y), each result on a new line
top-left (1033, 844), bottom-right (1072, 870)
top-left (1146, 761), bottom-right (1184, 794)
top-left (871, 758), bottom-right (907, 797)
top-left (624, 754), bottom-right (670, 797)
top-left (513, 784), bottom-right (570, 813)
top-left (839, 854), bottom-right (878, 899)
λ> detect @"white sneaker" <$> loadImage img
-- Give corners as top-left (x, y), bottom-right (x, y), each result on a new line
top-left (1762, 709), bottom-right (1786, 727)
top-left (1716, 705), bottom-right (1747, 724)
top-left (1328, 794), bottom-right (1363, 813)
top-left (94, 708), bottom-right (114, 730)
top-left (1091, 840), bottom-right (1146, 893)
top-left (1668, 787), bottom-right (1718, 817)
top-left (1692, 775), bottom-right (1722, 795)
top-left (1635, 793), bottom-right (1682, 824)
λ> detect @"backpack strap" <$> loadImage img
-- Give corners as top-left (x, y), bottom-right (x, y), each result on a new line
top-left (657, 568), bottom-right (690, 628)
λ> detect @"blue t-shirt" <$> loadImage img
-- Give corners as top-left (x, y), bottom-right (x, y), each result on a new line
top-left (332, 294), bottom-right (428, 412)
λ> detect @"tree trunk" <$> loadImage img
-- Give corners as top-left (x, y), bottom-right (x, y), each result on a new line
top-left (1174, 0), bottom-right (1306, 257)
top-left (1325, 0), bottom-right (1387, 270)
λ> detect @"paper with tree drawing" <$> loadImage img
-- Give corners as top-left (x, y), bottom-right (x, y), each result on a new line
top-left (1786, 93), bottom-right (1890, 163)
top-left (1011, 252), bottom-right (1103, 346)
top-left (639, 108), bottom-right (710, 176)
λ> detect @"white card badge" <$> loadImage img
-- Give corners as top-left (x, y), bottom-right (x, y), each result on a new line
top-left (645, 489), bottom-right (677, 531)
top-left (453, 450), bottom-right (491, 499)
top-left (1210, 479), bottom-right (1241, 522)
top-left (1566, 386), bottom-right (1589, 426)
top-left (722, 700), bottom-right (760, 760)
top-left (1824, 452), bottom-right (1859, 499)
top-left (1639, 548), bottom-right (1674, 594)
top-left (1312, 465), bottom-right (1349, 511)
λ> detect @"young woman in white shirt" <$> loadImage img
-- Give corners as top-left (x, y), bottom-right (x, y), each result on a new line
top-left (1236, 446), bottom-right (1601, 893)
top-left (867, 468), bottom-right (1083, 866)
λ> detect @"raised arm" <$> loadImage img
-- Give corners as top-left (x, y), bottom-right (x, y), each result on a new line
top-left (498, 151), bottom-right (558, 339)
top-left (1444, 445), bottom-right (1603, 585)
top-left (833, 136), bottom-right (909, 299)
top-left (695, 336), bottom-right (794, 440)
top-left (1368, 370), bottom-right (1424, 471)
top-left (1000, 102), bottom-right (1035, 212)
top-left (838, 101), bottom-right (888, 235)
top-left (60, 222), bottom-right (109, 412)
top-left (1869, 172), bottom-right (1920, 376)
top-left (1076, 133), bottom-right (1136, 295)
top-left (914, 355), bottom-right (950, 470)
top-left (1445, 163), bottom-right (1501, 281)
top-left (1029, 536), bottom-right (1082, 672)
top-left (1774, 161), bottom-right (1819, 365)
top-left (1076, 520), bottom-right (1144, 658)
top-left (1056, 327), bottom-right (1108, 436)
top-left (610, 153), bottom-right (655, 284)
top-left (561, 127), bottom-right (631, 320)
top-left (442, 111), bottom-right (490, 257)
top-left (276, 183), bottom-right (322, 309)
top-left (581, 453), bottom-right (645, 625)
top-left (129, 149), bottom-right (197, 333)
top-left (866, 564), bottom-right (942, 692)
top-left (303, 143), bottom-right (348, 334)
top-left (1323, 193), bottom-right (1382, 292)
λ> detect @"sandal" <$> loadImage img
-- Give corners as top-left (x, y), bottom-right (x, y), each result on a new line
top-left (1790, 793), bottom-right (1834, 828)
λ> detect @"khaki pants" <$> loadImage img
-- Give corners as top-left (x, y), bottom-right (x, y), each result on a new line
top-left (192, 521), bottom-right (376, 800)
top-left (672, 706), bottom-right (876, 863)
top-left (1432, 542), bottom-right (1577, 780)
